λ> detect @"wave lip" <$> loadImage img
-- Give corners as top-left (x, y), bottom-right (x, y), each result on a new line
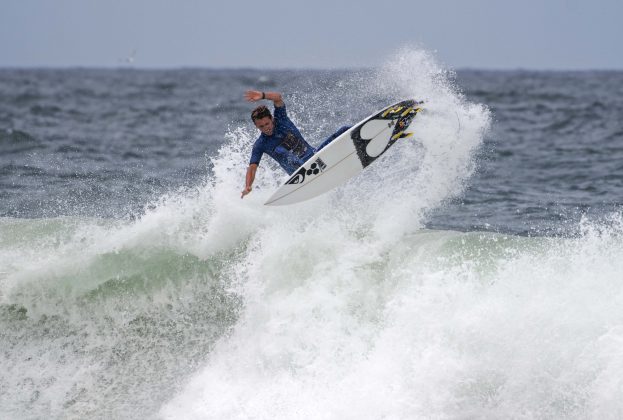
top-left (0, 213), bottom-right (244, 419)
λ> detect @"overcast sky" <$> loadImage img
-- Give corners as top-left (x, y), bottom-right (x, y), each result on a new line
top-left (1, 0), bottom-right (622, 70)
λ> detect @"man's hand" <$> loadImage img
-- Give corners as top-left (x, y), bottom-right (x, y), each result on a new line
top-left (241, 186), bottom-right (252, 198)
top-left (244, 90), bottom-right (284, 107)
top-left (244, 90), bottom-right (263, 102)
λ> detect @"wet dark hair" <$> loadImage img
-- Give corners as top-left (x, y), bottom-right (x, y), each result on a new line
top-left (251, 105), bottom-right (272, 122)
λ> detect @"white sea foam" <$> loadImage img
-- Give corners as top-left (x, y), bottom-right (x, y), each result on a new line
top-left (159, 220), bottom-right (623, 419)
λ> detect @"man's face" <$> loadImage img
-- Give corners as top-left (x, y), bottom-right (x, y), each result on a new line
top-left (254, 116), bottom-right (274, 136)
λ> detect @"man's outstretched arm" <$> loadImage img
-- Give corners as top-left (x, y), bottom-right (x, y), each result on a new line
top-left (245, 90), bottom-right (284, 107)
top-left (241, 163), bottom-right (258, 198)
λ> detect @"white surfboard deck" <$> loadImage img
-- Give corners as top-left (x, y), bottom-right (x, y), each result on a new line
top-left (264, 99), bottom-right (423, 206)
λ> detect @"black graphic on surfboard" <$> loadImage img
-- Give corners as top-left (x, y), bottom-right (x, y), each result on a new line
top-left (351, 100), bottom-right (422, 168)
top-left (285, 158), bottom-right (327, 185)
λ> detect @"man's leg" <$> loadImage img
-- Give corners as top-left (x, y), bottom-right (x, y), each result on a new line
top-left (315, 125), bottom-right (351, 153)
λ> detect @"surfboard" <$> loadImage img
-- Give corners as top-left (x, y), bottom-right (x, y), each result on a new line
top-left (264, 99), bottom-right (423, 206)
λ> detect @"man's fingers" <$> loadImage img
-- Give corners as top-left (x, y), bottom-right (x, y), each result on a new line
top-left (244, 90), bottom-right (257, 101)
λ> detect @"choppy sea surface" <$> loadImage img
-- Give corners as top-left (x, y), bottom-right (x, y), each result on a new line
top-left (2, 50), bottom-right (623, 419)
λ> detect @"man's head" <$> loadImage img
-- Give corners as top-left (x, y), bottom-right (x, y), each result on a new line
top-left (251, 105), bottom-right (274, 136)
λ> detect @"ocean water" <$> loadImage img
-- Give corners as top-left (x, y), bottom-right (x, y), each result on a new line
top-left (1, 50), bottom-right (623, 419)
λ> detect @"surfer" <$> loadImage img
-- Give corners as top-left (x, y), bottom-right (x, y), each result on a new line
top-left (241, 90), bottom-right (350, 198)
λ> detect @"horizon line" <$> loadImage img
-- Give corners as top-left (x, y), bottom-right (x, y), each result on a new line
top-left (1, 64), bottom-right (622, 73)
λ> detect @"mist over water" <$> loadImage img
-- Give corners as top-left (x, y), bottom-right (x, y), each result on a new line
top-left (1, 49), bottom-right (623, 419)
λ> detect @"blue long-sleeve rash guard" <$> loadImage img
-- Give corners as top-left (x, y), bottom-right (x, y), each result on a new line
top-left (249, 105), bottom-right (315, 175)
